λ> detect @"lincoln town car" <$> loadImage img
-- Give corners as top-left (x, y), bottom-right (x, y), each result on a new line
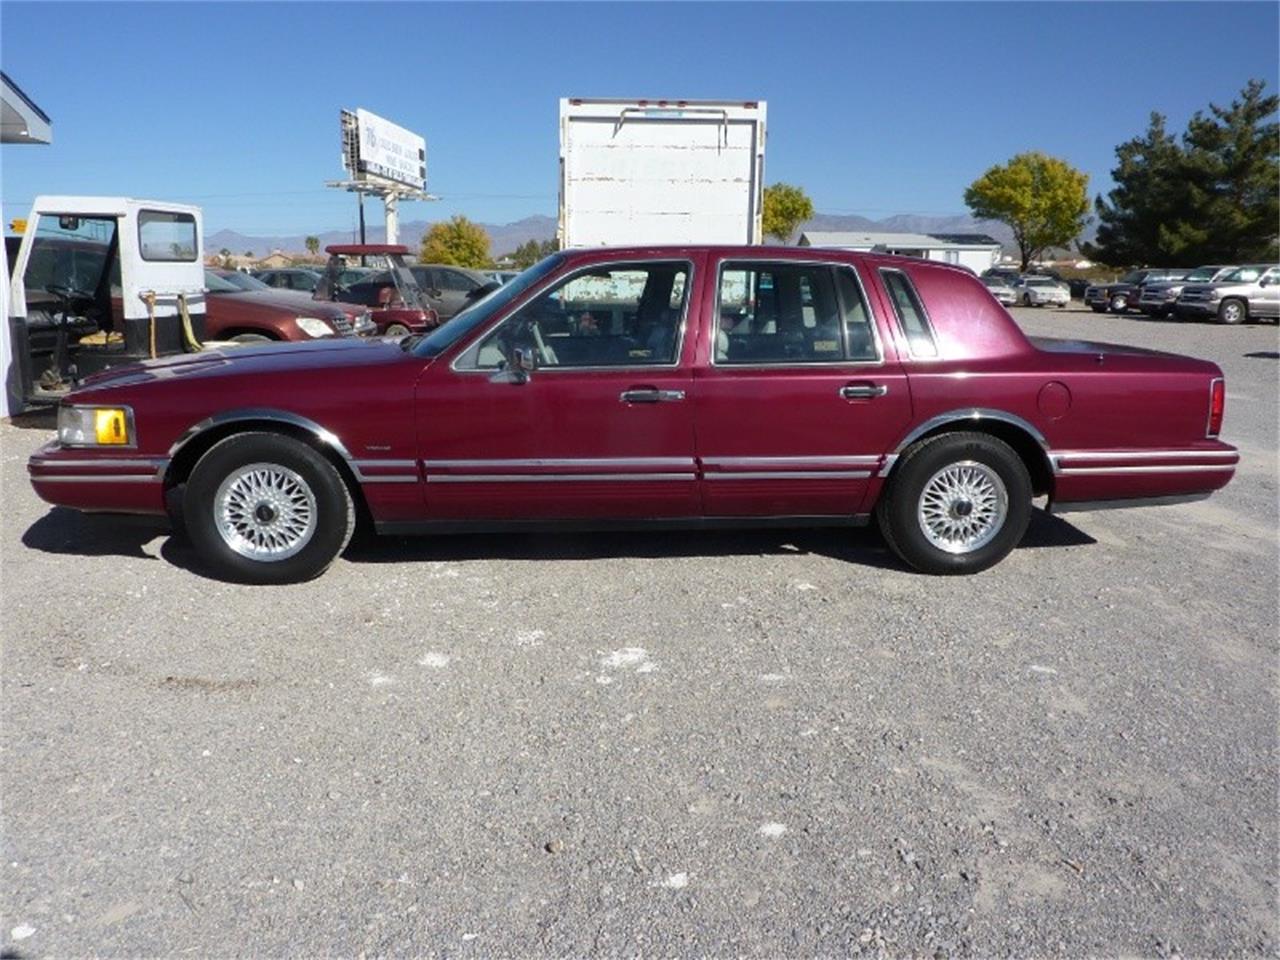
top-left (28, 247), bottom-right (1238, 584)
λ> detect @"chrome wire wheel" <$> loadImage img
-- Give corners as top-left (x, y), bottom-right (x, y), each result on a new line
top-left (916, 460), bottom-right (1009, 555)
top-left (214, 462), bottom-right (318, 562)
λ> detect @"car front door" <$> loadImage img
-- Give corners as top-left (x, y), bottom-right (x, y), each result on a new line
top-left (1252, 267), bottom-right (1280, 318)
top-left (692, 256), bottom-right (913, 518)
top-left (414, 256), bottom-right (704, 521)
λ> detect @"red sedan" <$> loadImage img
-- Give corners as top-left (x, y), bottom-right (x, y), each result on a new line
top-left (28, 246), bottom-right (1237, 583)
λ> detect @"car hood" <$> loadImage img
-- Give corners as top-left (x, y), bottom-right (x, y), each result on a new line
top-left (209, 289), bottom-right (354, 318)
top-left (74, 336), bottom-right (416, 392)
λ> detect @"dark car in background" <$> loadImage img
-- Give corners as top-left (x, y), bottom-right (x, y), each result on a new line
top-left (1084, 268), bottom-right (1187, 314)
top-left (205, 270), bottom-right (374, 341)
top-left (254, 267), bottom-right (324, 294)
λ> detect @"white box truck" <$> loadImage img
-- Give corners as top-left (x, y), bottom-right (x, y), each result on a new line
top-left (558, 98), bottom-right (767, 248)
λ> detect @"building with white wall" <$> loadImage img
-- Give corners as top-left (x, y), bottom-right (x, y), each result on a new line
top-left (797, 230), bottom-right (1002, 275)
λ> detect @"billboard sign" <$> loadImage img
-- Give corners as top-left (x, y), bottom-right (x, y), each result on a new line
top-left (340, 108), bottom-right (426, 191)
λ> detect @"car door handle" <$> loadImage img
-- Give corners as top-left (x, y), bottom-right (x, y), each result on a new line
top-left (840, 383), bottom-right (888, 400)
top-left (620, 387), bottom-right (686, 404)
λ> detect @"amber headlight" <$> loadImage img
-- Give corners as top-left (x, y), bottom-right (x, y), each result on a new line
top-left (58, 405), bottom-right (134, 447)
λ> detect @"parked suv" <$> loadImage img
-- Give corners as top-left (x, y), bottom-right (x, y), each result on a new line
top-left (1175, 264), bottom-right (1280, 325)
top-left (1138, 265), bottom-right (1236, 318)
top-left (1085, 269), bottom-right (1187, 314)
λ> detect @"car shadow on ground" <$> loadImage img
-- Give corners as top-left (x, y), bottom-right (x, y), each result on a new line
top-left (21, 506), bottom-right (1094, 578)
top-left (21, 508), bottom-right (200, 573)
top-left (1244, 351), bottom-right (1279, 359)
top-left (7, 407), bottom-right (56, 431)
top-left (342, 507), bottom-right (1094, 570)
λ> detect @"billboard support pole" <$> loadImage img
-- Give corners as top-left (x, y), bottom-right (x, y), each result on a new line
top-left (384, 193), bottom-right (399, 247)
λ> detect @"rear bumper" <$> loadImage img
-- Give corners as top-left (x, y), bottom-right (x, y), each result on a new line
top-left (28, 441), bottom-right (169, 515)
top-left (1049, 443), bottom-right (1238, 510)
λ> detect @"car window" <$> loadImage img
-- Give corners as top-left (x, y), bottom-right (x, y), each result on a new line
top-left (715, 262), bottom-right (877, 364)
top-left (473, 261), bottom-right (690, 369)
top-left (1223, 267), bottom-right (1263, 283)
top-left (439, 269), bottom-right (479, 292)
top-left (879, 269), bottom-right (938, 358)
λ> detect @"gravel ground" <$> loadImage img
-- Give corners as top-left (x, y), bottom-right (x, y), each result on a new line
top-left (2, 306), bottom-right (1277, 958)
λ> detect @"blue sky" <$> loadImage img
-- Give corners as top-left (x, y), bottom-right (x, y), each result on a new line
top-left (2, 1), bottom-right (1277, 237)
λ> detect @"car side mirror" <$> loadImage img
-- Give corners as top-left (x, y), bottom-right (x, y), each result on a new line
top-left (490, 344), bottom-right (536, 384)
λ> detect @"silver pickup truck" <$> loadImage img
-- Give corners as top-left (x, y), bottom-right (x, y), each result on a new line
top-left (1175, 264), bottom-right (1280, 324)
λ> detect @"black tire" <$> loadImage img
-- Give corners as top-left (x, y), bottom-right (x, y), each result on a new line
top-left (231, 333), bottom-right (272, 343)
top-left (1090, 305), bottom-right (1107, 314)
top-left (1109, 294), bottom-right (1128, 313)
top-left (876, 432), bottom-right (1032, 575)
top-left (1022, 293), bottom-right (1033, 307)
top-left (384, 323), bottom-right (411, 337)
top-left (1216, 298), bottom-right (1247, 325)
top-left (183, 432), bottom-right (355, 584)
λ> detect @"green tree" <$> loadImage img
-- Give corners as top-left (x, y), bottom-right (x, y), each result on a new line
top-left (218, 247), bottom-right (234, 269)
top-left (420, 215), bottom-right (491, 268)
top-left (305, 235), bottom-right (320, 256)
top-left (964, 152), bottom-right (1090, 270)
top-left (507, 237), bottom-right (559, 269)
top-left (1090, 79), bottom-right (1278, 266)
top-left (762, 183), bottom-right (815, 243)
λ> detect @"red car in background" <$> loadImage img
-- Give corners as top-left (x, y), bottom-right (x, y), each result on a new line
top-left (30, 246), bottom-right (1237, 584)
top-left (205, 269), bottom-right (374, 342)
top-left (317, 244), bottom-right (440, 336)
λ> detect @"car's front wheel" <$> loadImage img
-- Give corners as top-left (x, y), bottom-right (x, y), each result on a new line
top-left (877, 432), bottom-right (1032, 575)
top-left (184, 432), bottom-right (355, 584)
top-left (1216, 298), bottom-right (1247, 325)
top-left (1109, 294), bottom-right (1129, 313)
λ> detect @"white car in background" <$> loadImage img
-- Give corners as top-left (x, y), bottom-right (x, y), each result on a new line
top-left (1013, 275), bottom-right (1070, 307)
top-left (980, 274), bottom-right (1019, 306)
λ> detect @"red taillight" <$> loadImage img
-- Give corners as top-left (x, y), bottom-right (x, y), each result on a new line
top-left (1208, 378), bottom-right (1225, 436)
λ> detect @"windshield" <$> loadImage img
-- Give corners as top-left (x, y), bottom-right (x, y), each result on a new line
top-left (1221, 266), bottom-right (1264, 283)
top-left (204, 270), bottom-right (243, 293)
top-left (388, 258), bottom-right (432, 310)
top-left (218, 271), bottom-right (272, 292)
top-left (1182, 267), bottom-right (1218, 282)
top-left (412, 254), bottom-right (566, 358)
top-left (980, 277), bottom-right (1005, 287)
top-left (1026, 277), bottom-right (1055, 286)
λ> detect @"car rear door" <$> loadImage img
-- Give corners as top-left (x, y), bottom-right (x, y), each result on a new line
top-left (691, 255), bottom-right (913, 518)
top-left (413, 255), bottom-right (704, 521)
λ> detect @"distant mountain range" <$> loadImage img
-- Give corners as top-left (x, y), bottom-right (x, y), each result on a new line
top-left (205, 212), bottom-right (1090, 258)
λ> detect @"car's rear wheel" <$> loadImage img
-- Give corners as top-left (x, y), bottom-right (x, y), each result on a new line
top-left (384, 323), bottom-right (411, 337)
top-left (1023, 293), bottom-right (1033, 306)
top-left (877, 432), bottom-right (1032, 575)
top-left (1216, 298), bottom-right (1247, 325)
top-left (184, 432), bottom-right (354, 584)
top-left (231, 333), bottom-right (272, 343)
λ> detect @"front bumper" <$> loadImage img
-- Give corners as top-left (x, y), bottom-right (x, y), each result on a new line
top-left (1175, 300), bottom-right (1217, 317)
top-left (28, 440), bottom-right (169, 515)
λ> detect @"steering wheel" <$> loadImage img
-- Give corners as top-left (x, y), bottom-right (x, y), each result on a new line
top-left (45, 283), bottom-right (94, 305)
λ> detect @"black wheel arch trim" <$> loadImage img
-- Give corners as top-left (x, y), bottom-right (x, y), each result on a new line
top-left (882, 408), bottom-right (1056, 492)
top-left (165, 408), bottom-right (362, 491)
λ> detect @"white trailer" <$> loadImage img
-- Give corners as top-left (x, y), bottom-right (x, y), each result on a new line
top-left (558, 98), bottom-right (766, 248)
